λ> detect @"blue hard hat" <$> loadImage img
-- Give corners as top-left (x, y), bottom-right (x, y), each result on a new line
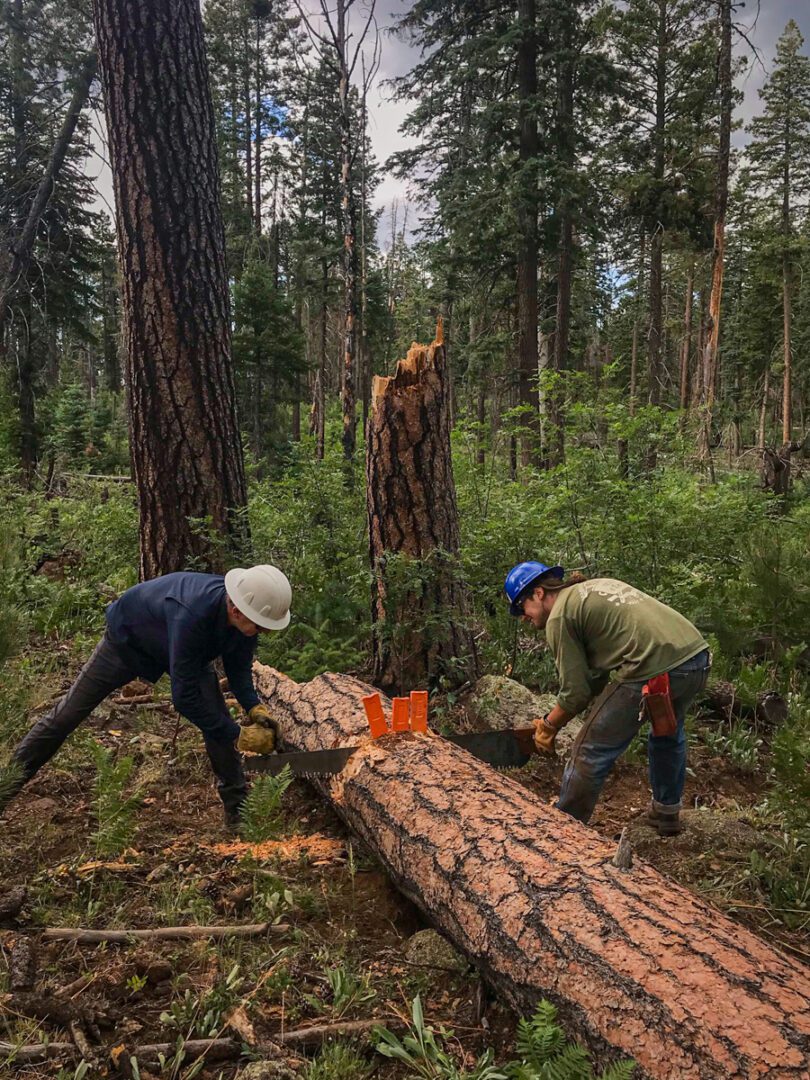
top-left (504, 561), bottom-right (564, 616)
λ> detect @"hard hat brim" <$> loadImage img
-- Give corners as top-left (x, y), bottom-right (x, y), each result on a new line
top-left (224, 569), bottom-right (291, 631)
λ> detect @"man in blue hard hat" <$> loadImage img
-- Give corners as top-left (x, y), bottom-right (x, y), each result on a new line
top-left (1, 566), bottom-right (292, 830)
top-left (504, 562), bottom-right (710, 835)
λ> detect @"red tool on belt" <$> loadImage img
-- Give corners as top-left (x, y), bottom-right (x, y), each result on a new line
top-left (643, 673), bottom-right (677, 737)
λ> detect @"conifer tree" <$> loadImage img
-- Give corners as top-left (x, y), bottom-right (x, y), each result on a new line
top-left (746, 20), bottom-right (810, 445)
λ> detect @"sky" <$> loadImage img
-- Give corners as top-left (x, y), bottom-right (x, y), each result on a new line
top-left (86, 1), bottom-right (808, 243)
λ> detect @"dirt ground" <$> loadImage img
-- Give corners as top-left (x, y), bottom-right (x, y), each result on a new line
top-left (1, 665), bottom-right (807, 1078)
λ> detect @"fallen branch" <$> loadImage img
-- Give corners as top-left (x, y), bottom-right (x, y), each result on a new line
top-left (69, 1020), bottom-right (94, 1061)
top-left (278, 1017), bottom-right (406, 1047)
top-left (55, 972), bottom-right (98, 999)
top-left (0, 1041), bottom-right (76, 1064)
top-left (125, 1038), bottom-right (249, 1067)
top-left (42, 922), bottom-right (286, 944)
top-left (112, 694), bottom-right (164, 707)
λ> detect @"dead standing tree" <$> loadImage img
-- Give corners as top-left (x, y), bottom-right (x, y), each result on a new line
top-left (93, 0), bottom-right (248, 578)
top-left (366, 324), bottom-right (478, 695)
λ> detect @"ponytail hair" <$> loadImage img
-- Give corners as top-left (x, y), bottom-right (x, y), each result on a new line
top-left (537, 570), bottom-right (587, 592)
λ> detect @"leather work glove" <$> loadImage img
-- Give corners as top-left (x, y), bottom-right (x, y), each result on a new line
top-left (237, 705), bottom-right (280, 754)
top-left (247, 704), bottom-right (277, 731)
top-left (533, 714), bottom-right (560, 758)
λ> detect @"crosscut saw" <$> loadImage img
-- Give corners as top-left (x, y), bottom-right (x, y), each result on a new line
top-left (242, 727), bottom-right (537, 779)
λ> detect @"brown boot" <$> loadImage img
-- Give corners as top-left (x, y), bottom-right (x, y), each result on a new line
top-left (644, 800), bottom-right (682, 836)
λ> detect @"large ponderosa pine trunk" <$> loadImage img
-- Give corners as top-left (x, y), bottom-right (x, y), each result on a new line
top-left (366, 324), bottom-right (478, 694)
top-left (254, 666), bottom-right (810, 1080)
top-left (94, 0), bottom-right (248, 578)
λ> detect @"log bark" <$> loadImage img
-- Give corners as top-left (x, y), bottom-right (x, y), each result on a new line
top-left (254, 664), bottom-right (810, 1079)
top-left (93, 0), bottom-right (248, 578)
top-left (366, 323), bottom-right (478, 694)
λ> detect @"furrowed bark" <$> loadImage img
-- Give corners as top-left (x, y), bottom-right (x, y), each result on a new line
top-left (93, 0), bottom-right (248, 577)
top-left (366, 324), bottom-right (478, 694)
top-left (254, 664), bottom-right (810, 1079)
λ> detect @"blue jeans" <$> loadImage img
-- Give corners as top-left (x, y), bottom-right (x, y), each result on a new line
top-left (556, 649), bottom-right (711, 824)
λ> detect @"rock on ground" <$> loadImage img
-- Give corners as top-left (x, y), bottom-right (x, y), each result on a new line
top-left (462, 675), bottom-right (582, 756)
top-left (405, 928), bottom-right (468, 972)
top-left (236, 1062), bottom-right (299, 1079)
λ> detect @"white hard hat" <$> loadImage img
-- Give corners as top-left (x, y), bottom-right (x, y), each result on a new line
top-left (224, 564), bottom-right (292, 630)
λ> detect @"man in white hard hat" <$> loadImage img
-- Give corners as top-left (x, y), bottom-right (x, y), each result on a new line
top-left (1, 566), bottom-right (291, 830)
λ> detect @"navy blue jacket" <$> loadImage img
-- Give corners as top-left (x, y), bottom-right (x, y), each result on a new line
top-left (105, 572), bottom-right (260, 742)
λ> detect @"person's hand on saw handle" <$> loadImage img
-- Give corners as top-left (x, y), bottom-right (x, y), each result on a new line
top-left (532, 706), bottom-right (572, 757)
top-left (237, 704), bottom-right (280, 754)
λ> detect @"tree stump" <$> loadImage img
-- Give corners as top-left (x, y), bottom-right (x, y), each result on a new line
top-left (366, 321), bottom-right (478, 693)
top-left (254, 664), bottom-right (810, 1079)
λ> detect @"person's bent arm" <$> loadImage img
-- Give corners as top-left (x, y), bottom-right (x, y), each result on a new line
top-left (222, 637), bottom-right (260, 714)
top-left (167, 605), bottom-right (240, 743)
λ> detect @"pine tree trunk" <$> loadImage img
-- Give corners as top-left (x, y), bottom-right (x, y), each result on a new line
top-left (516, 0), bottom-right (541, 467)
top-left (337, 0), bottom-right (358, 467)
top-left (782, 252), bottom-right (793, 445)
top-left (254, 17), bottom-right (262, 235)
top-left (698, 0), bottom-right (731, 466)
top-left (678, 262), bottom-right (694, 412)
top-left (366, 325), bottom-right (478, 694)
top-left (94, 0), bottom-right (248, 578)
top-left (253, 665), bottom-right (810, 1080)
top-left (647, 0), bottom-right (667, 410)
top-left (758, 366), bottom-right (770, 448)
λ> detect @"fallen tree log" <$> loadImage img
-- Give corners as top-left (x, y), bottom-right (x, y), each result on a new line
top-left (700, 679), bottom-right (788, 729)
top-left (254, 665), bottom-right (810, 1079)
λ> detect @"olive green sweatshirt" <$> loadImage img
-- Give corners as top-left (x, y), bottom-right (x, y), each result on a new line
top-left (545, 578), bottom-right (708, 716)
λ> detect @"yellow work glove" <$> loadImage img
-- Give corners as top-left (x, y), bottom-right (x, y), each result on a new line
top-left (237, 705), bottom-right (279, 754)
top-left (533, 715), bottom-right (559, 758)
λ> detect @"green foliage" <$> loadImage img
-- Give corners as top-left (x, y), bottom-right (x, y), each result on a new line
top-left (247, 436), bottom-right (368, 680)
top-left (375, 997), bottom-right (634, 1079)
top-left (56, 1063), bottom-right (91, 1080)
top-left (0, 759), bottom-right (24, 809)
top-left (160, 964), bottom-right (244, 1039)
top-left (304, 1042), bottom-right (373, 1079)
top-left (90, 741), bottom-right (141, 856)
top-left (745, 833), bottom-right (810, 931)
top-left (375, 996), bottom-right (505, 1080)
top-left (703, 723), bottom-right (762, 774)
top-left (239, 765), bottom-right (294, 842)
top-left (769, 696), bottom-right (810, 824)
top-left (306, 964), bottom-right (377, 1019)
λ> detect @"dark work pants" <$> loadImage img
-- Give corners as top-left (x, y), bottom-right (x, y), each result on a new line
top-left (7, 633), bottom-right (247, 819)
